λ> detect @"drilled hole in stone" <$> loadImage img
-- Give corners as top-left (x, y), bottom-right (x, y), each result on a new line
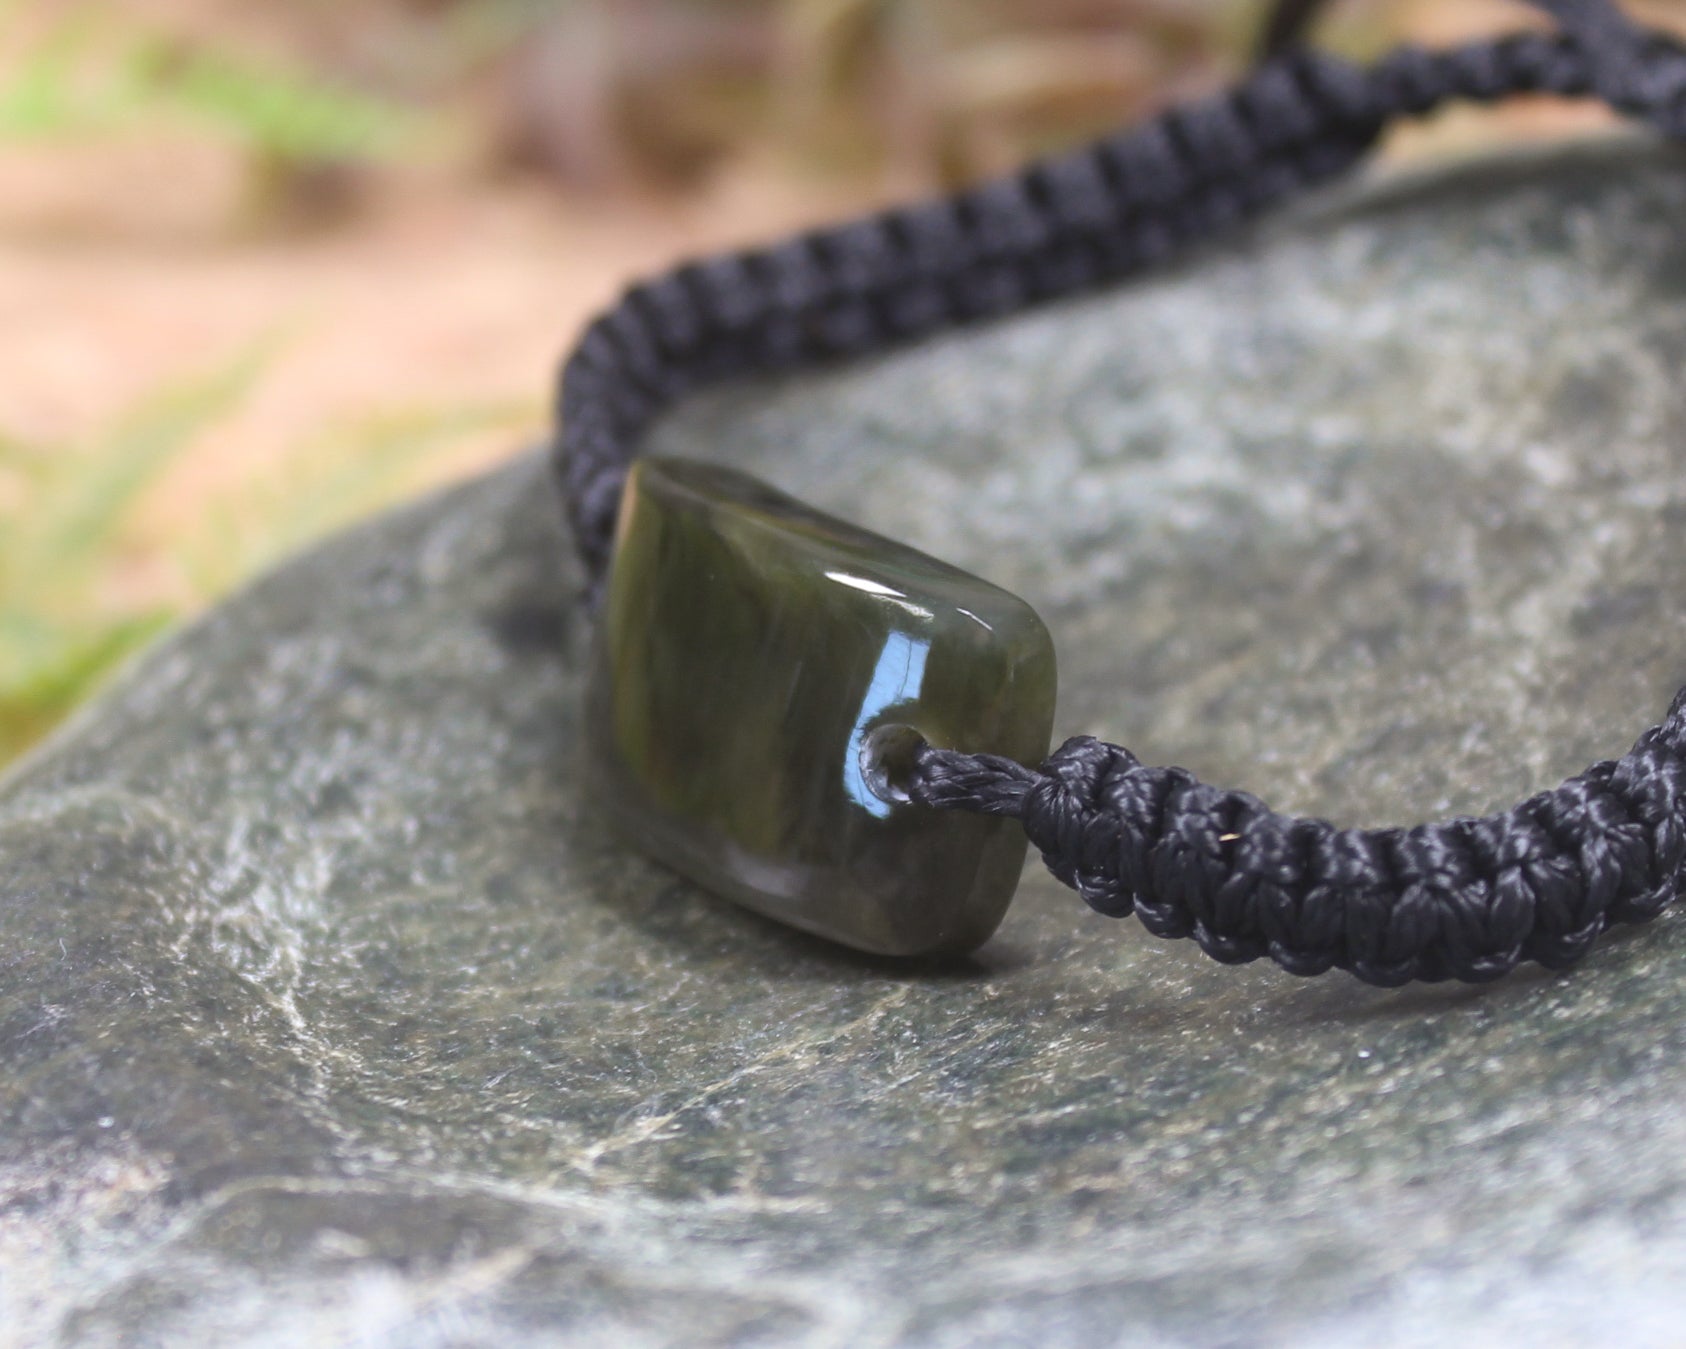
top-left (860, 722), bottom-right (927, 809)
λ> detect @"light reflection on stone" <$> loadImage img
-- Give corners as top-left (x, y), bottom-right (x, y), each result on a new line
top-left (842, 630), bottom-right (931, 819)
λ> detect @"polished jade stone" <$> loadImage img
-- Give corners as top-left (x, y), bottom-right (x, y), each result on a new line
top-left (587, 457), bottom-right (1057, 956)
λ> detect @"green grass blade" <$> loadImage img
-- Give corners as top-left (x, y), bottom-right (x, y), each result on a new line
top-left (157, 45), bottom-right (417, 164)
top-left (16, 347), bottom-right (269, 587)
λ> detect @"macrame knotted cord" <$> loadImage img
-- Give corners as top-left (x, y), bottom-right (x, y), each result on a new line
top-left (553, 0), bottom-right (1686, 984)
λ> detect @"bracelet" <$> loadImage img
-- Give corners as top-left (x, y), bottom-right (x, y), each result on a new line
top-left (554, 0), bottom-right (1686, 985)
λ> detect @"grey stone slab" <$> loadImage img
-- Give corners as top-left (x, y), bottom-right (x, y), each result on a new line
top-left (5, 139), bottom-right (1686, 1346)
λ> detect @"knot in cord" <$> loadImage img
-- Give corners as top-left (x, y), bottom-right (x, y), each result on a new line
top-left (1535, 0), bottom-right (1686, 135)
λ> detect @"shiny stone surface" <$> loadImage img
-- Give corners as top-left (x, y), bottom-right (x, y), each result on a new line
top-left (589, 456), bottom-right (1056, 957)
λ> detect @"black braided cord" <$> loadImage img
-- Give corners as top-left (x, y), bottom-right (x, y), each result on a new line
top-left (553, 0), bottom-right (1686, 985)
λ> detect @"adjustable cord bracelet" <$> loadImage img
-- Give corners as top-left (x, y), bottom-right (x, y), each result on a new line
top-left (554, 0), bottom-right (1686, 984)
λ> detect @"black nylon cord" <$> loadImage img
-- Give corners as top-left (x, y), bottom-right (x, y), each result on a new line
top-left (553, 0), bottom-right (1686, 985)
top-left (1257, 0), bottom-right (1330, 60)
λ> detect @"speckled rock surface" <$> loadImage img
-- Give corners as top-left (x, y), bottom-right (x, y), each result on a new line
top-left (6, 140), bottom-right (1686, 1346)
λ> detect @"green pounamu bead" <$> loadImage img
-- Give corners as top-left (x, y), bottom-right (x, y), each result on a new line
top-left (587, 457), bottom-right (1057, 957)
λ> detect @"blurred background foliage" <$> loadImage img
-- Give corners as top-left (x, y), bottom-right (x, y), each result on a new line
top-left (1, 0), bottom-right (1681, 766)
